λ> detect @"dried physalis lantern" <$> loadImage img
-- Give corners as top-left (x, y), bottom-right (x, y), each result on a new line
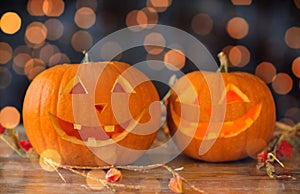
top-left (23, 61), bottom-right (161, 166)
top-left (167, 52), bottom-right (276, 162)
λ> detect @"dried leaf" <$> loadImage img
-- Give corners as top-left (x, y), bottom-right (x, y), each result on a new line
top-left (277, 140), bottom-right (293, 158)
top-left (168, 176), bottom-right (183, 193)
top-left (0, 124), bottom-right (5, 134)
top-left (257, 151), bottom-right (268, 163)
top-left (105, 168), bottom-right (122, 183)
top-left (19, 140), bottom-right (33, 152)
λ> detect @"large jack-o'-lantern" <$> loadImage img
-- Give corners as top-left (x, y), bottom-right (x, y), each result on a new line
top-left (23, 61), bottom-right (161, 166)
top-left (167, 55), bottom-right (276, 162)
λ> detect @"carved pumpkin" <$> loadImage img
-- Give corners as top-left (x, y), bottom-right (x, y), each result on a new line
top-left (23, 61), bottom-right (161, 166)
top-left (167, 70), bottom-right (276, 162)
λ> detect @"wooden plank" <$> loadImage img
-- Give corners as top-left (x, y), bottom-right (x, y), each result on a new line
top-left (0, 127), bottom-right (299, 193)
top-left (1, 153), bottom-right (300, 193)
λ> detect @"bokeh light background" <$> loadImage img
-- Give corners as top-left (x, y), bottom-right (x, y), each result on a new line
top-left (1, 0), bottom-right (300, 125)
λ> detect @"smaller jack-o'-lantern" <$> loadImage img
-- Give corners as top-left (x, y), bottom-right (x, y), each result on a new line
top-left (23, 61), bottom-right (161, 166)
top-left (167, 54), bottom-right (276, 162)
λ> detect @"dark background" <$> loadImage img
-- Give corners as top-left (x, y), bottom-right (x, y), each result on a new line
top-left (1, 0), bottom-right (300, 124)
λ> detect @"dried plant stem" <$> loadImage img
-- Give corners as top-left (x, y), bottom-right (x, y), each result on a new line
top-left (257, 121), bottom-right (299, 180)
top-left (268, 153), bottom-right (284, 168)
top-left (275, 121), bottom-right (300, 133)
top-left (162, 164), bottom-right (206, 193)
top-left (46, 161), bottom-right (164, 171)
top-left (0, 134), bottom-right (26, 158)
top-left (48, 161), bottom-right (67, 183)
top-left (42, 158), bottom-right (205, 193)
top-left (42, 158), bottom-right (145, 192)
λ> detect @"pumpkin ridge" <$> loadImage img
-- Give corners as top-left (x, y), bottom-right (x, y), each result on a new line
top-left (37, 74), bottom-right (48, 152)
top-left (56, 65), bottom-right (75, 158)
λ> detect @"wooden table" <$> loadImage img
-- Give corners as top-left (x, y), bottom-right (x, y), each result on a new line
top-left (1, 129), bottom-right (300, 193)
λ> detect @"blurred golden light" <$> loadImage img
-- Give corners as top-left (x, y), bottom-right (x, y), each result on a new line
top-left (13, 53), bottom-right (31, 75)
top-left (126, 7), bottom-right (158, 31)
top-left (39, 149), bottom-right (61, 172)
top-left (100, 41), bottom-right (122, 61)
top-left (144, 32), bottom-right (166, 55)
top-left (285, 26), bottom-right (300, 49)
top-left (76, 0), bottom-right (98, 11)
top-left (292, 57), bottom-right (300, 78)
top-left (0, 67), bottom-right (11, 89)
top-left (27, 0), bottom-right (45, 16)
top-left (25, 22), bottom-right (47, 45)
top-left (42, 0), bottom-right (65, 17)
top-left (164, 49), bottom-right (186, 71)
top-left (294, 0), bottom-right (300, 9)
top-left (126, 10), bottom-right (146, 31)
top-left (71, 30), bottom-right (93, 52)
top-left (48, 53), bottom-right (70, 67)
top-left (136, 10), bottom-right (149, 28)
top-left (141, 7), bottom-right (159, 27)
top-left (0, 106), bottom-right (20, 129)
top-left (147, 0), bottom-right (172, 12)
top-left (86, 170), bottom-right (106, 190)
top-left (231, 0), bottom-right (252, 5)
top-left (39, 44), bottom-right (60, 64)
top-left (228, 45), bottom-right (250, 67)
top-left (272, 73), bottom-right (293, 95)
top-left (227, 17), bottom-right (249, 39)
top-left (255, 61), bottom-right (276, 84)
top-left (0, 42), bottom-right (13, 65)
top-left (24, 58), bottom-right (46, 80)
top-left (44, 19), bottom-right (64, 41)
top-left (74, 7), bottom-right (96, 29)
top-left (221, 45), bottom-right (233, 64)
top-left (0, 12), bottom-right (21, 34)
top-left (191, 13), bottom-right (213, 36)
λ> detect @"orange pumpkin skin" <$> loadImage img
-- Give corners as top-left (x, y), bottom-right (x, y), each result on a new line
top-left (167, 71), bottom-right (276, 162)
top-left (23, 61), bottom-right (161, 166)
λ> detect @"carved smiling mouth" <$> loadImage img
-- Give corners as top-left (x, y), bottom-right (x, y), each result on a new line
top-left (170, 103), bottom-right (262, 139)
top-left (48, 108), bottom-right (145, 147)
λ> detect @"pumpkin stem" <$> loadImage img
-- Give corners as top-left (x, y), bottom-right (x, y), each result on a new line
top-left (81, 50), bottom-right (91, 64)
top-left (217, 52), bottom-right (228, 73)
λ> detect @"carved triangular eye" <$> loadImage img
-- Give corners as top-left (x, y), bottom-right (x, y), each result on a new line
top-left (70, 82), bottom-right (87, 94)
top-left (111, 75), bottom-right (136, 94)
top-left (225, 90), bottom-right (244, 103)
top-left (61, 76), bottom-right (88, 95)
top-left (112, 83), bottom-right (126, 93)
top-left (219, 84), bottom-right (250, 104)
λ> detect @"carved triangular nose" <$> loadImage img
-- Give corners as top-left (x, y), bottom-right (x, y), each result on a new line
top-left (95, 103), bottom-right (107, 114)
